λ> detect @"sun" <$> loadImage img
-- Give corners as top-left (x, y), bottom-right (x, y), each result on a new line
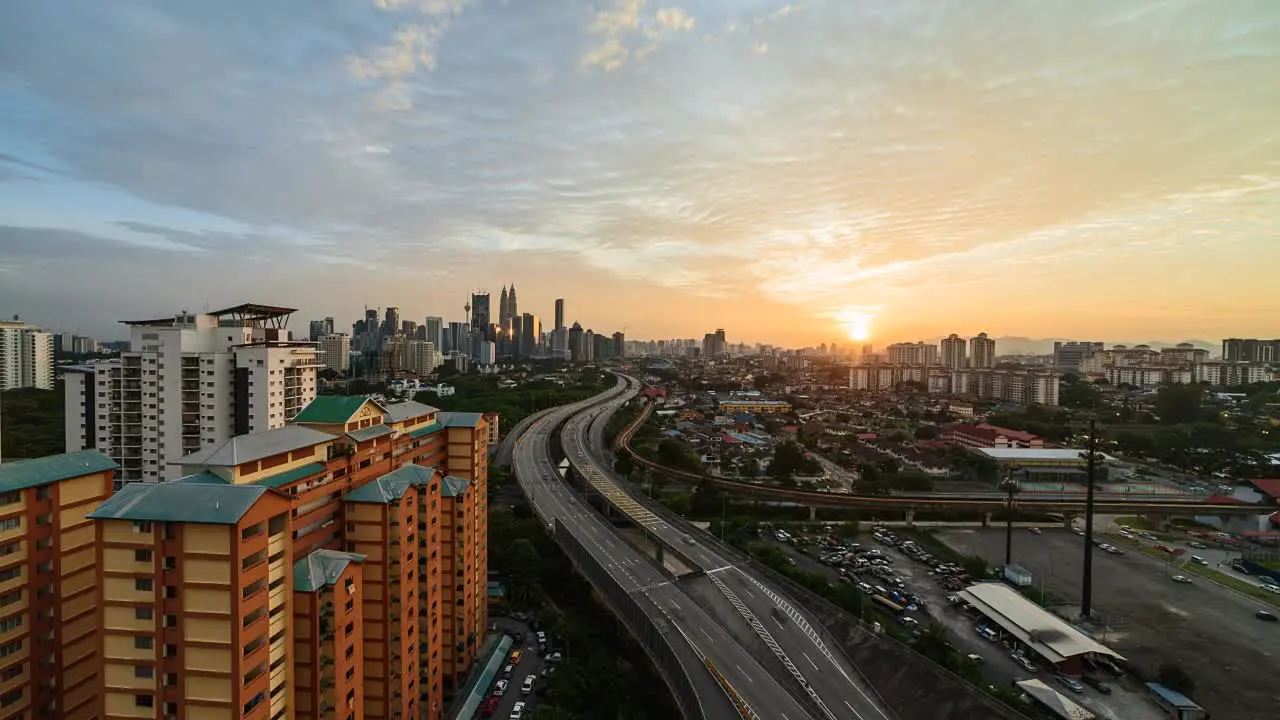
top-left (834, 306), bottom-right (876, 342)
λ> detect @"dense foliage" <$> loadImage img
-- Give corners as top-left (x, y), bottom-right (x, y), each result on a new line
top-left (1, 387), bottom-right (64, 459)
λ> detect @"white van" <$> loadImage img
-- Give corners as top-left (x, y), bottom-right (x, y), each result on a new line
top-left (977, 626), bottom-right (998, 642)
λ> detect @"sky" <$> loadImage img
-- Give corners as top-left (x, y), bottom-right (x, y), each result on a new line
top-left (1, 0), bottom-right (1278, 347)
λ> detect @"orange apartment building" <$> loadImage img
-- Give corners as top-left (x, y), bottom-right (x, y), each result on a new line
top-left (10, 395), bottom-right (492, 720)
top-left (0, 450), bottom-right (116, 720)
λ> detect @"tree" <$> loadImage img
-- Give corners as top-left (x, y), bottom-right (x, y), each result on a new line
top-left (768, 441), bottom-right (807, 480)
top-left (914, 425), bottom-right (940, 440)
top-left (1113, 430), bottom-right (1156, 456)
top-left (1157, 661), bottom-right (1195, 697)
top-left (657, 439), bottom-right (700, 473)
top-left (1156, 384), bottom-right (1207, 425)
top-left (613, 454), bottom-right (636, 477)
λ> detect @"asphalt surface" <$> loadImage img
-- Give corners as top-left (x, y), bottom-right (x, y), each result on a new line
top-left (487, 617), bottom-right (547, 719)
top-left (936, 527), bottom-right (1280, 720)
top-left (569, 379), bottom-right (895, 720)
top-left (512, 379), bottom-right (810, 720)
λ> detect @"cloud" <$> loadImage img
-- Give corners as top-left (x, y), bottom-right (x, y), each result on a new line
top-left (1, 0), bottom-right (1279, 343)
top-left (581, 1), bottom-right (696, 71)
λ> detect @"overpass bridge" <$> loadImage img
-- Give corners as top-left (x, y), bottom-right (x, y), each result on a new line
top-left (616, 401), bottom-right (1261, 520)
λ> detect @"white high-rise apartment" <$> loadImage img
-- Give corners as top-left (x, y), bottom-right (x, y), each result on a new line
top-left (62, 304), bottom-right (318, 485)
top-left (939, 334), bottom-right (967, 369)
top-left (969, 332), bottom-right (996, 369)
top-left (424, 316), bottom-right (444, 350)
top-left (318, 332), bottom-right (351, 373)
top-left (0, 319), bottom-right (53, 390)
top-left (887, 341), bottom-right (939, 366)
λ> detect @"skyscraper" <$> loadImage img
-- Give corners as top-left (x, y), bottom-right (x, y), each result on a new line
top-left (0, 318), bottom-right (53, 390)
top-left (499, 285), bottom-right (510, 326)
top-left (507, 284), bottom-right (518, 320)
top-left (425, 315), bottom-right (444, 350)
top-left (940, 334), bottom-right (967, 369)
top-left (970, 332), bottom-right (996, 369)
top-left (520, 313), bottom-right (540, 358)
top-left (470, 292), bottom-right (491, 334)
top-left (384, 306), bottom-right (400, 336)
top-left (554, 298), bottom-right (565, 331)
top-left (613, 331), bottom-right (625, 358)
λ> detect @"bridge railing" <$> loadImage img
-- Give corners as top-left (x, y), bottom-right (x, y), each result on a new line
top-left (551, 519), bottom-right (710, 720)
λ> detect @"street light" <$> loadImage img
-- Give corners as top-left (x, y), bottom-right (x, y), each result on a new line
top-left (1000, 466), bottom-right (1023, 568)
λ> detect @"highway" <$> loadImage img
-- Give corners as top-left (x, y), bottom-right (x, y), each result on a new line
top-left (564, 376), bottom-right (896, 720)
top-left (512, 378), bottom-right (817, 720)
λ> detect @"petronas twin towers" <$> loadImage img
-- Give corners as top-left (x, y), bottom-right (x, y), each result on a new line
top-left (498, 284), bottom-right (518, 326)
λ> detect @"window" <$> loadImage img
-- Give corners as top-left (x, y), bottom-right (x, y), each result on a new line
top-left (0, 592), bottom-right (19, 607)
top-left (0, 689), bottom-right (21, 708)
top-left (0, 616), bottom-right (21, 633)
top-left (133, 521), bottom-right (152, 533)
top-left (0, 640), bottom-right (20, 658)
top-left (135, 578), bottom-right (153, 592)
top-left (0, 518), bottom-right (19, 532)
top-left (134, 636), bottom-right (153, 650)
top-left (135, 694), bottom-right (154, 708)
top-left (0, 542), bottom-right (19, 557)
top-left (0, 493), bottom-right (18, 508)
top-left (135, 607), bottom-right (153, 621)
top-left (0, 568), bottom-right (20, 583)
top-left (135, 549), bottom-right (153, 563)
top-left (134, 665), bottom-right (154, 679)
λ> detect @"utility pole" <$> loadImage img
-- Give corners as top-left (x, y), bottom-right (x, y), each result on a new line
top-left (1002, 466), bottom-right (1018, 567)
top-left (1082, 417), bottom-right (1099, 619)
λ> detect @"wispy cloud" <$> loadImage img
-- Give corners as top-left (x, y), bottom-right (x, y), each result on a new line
top-left (581, 1), bottom-right (697, 71)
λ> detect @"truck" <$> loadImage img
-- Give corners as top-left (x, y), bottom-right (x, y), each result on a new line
top-left (1003, 564), bottom-right (1033, 587)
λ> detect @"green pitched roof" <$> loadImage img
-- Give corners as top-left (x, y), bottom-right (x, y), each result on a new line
top-left (343, 464), bottom-right (436, 504)
top-left (0, 450), bottom-right (117, 494)
top-left (293, 549), bottom-right (366, 592)
top-left (255, 462), bottom-right (327, 489)
top-left (88, 482), bottom-right (276, 525)
top-left (172, 471), bottom-right (230, 485)
top-left (407, 421), bottom-right (442, 439)
top-left (437, 412), bottom-right (485, 429)
top-left (292, 395), bottom-right (386, 424)
top-left (440, 475), bottom-right (471, 498)
top-left (346, 425), bottom-right (395, 443)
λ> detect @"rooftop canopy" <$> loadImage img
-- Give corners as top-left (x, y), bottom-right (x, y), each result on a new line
top-left (957, 582), bottom-right (1124, 664)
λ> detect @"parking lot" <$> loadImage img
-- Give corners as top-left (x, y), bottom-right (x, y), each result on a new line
top-left (936, 527), bottom-right (1280, 720)
top-left (771, 529), bottom-right (1166, 720)
top-left (480, 616), bottom-right (560, 719)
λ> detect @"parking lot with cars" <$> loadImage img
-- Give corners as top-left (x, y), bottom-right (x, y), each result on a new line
top-left (771, 527), bottom-right (1168, 720)
top-left (479, 616), bottom-right (564, 719)
top-left (936, 527), bottom-right (1280, 720)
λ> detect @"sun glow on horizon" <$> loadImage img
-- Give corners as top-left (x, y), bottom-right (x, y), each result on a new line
top-left (835, 305), bottom-right (877, 342)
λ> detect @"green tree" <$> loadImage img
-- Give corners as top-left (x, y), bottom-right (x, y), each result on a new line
top-left (656, 439), bottom-right (700, 473)
top-left (914, 425), bottom-right (940, 440)
top-left (1156, 384), bottom-right (1207, 425)
top-left (613, 454), bottom-right (636, 477)
top-left (1113, 430), bottom-right (1156, 456)
top-left (768, 441), bottom-right (807, 480)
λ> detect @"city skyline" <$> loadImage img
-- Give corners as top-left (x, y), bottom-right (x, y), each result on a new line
top-left (2, 1), bottom-right (1279, 345)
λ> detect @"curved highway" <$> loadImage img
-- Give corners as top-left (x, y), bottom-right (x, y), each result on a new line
top-left (565, 376), bottom-right (896, 720)
top-left (513, 379), bottom-right (815, 719)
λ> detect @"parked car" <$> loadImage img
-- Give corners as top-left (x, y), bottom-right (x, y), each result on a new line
top-left (1054, 674), bottom-right (1085, 694)
top-left (1010, 652), bottom-right (1037, 673)
top-left (1081, 675), bottom-right (1112, 694)
top-left (1028, 527), bottom-right (1042, 535)
top-left (509, 701), bottom-right (527, 720)
top-left (493, 680), bottom-right (509, 697)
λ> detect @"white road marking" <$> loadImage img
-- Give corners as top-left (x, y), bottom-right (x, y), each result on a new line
top-left (699, 628), bottom-right (715, 642)
top-left (804, 652), bottom-right (820, 672)
top-left (734, 664), bottom-right (750, 682)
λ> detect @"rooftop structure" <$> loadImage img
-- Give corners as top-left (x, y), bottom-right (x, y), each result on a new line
top-left (958, 583), bottom-right (1123, 673)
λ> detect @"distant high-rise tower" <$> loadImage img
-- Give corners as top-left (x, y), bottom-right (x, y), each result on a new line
top-left (940, 334), bottom-right (967, 369)
top-left (499, 286), bottom-right (510, 326)
top-left (508, 284), bottom-right (518, 320)
top-left (520, 313), bottom-right (540, 359)
top-left (969, 332), bottom-right (996, 369)
top-left (554, 298), bottom-right (565, 332)
top-left (384, 306), bottom-right (400, 336)
top-left (425, 316), bottom-right (443, 351)
top-left (471, 292), bottom-right (490, 333)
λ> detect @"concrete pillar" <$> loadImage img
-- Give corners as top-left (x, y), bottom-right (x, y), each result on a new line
top-left (654, 541), bottom-right (665, 565)
top-left (905, 510), bottom-right (915, 527)
top-left (809, 506), bottom-right (817, 522)
top-left (982, 512), bottom-right (993, 528)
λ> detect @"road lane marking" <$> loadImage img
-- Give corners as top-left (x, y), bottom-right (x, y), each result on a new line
top-left (804, 652), bottom-right (820, 672)
top-left (734, 664), bottom-right (750, 682)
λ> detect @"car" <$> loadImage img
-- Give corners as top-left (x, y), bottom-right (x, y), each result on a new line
top-left (509, 701), bottom-right (527, 720)
top-left (1257, 610), bottom-right (1278, 622)
top-left (521, 676), bottom-right (536, 695)
top-left (681, 534), bottom-right (696, 545)
top-left (1010, 652), bottom-right (1037, 672)
top-left (1191, 556), bottom-right (1208, 566)
top-left (1188, 541), bottom-right (1207, 549)
top-left (1073, 529), bottom-right (1085, 536)
top-left (966, 653), bottom-right (985, 665)
top-left (493, 679), bottom-right (509, 697)
top-left (547, 651), bottom-right (563, 663)
top-left (1081, 675), bottom-right (1112, 694)
top-left (501, 664), bottom-right (514, 679)
top-left (480, 697), bottom-right (501, 718)
top-left (1172, 575), bottom-right (1192, 584)
top-left (1054, 674), bottom-right (1085, 694)
top-left (1028, 527), bottom-right (1042, 535)
top-left (1261, 584), bottom-right (1280, 595)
